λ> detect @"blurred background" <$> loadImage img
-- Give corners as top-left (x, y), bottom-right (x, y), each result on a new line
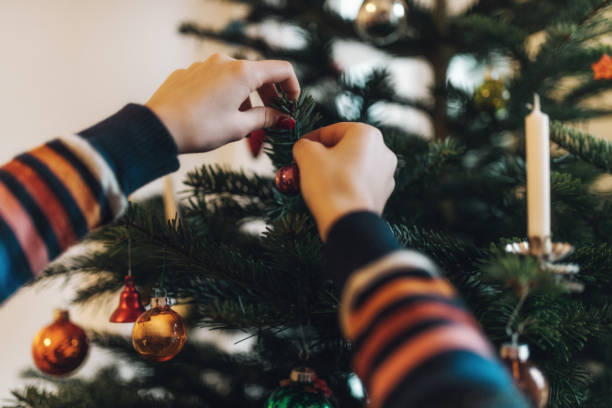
top-left (1, 0), bottom-right (611, 401)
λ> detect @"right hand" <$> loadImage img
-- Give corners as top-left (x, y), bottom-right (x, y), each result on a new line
top-left (293, 123), bottom-right (397, 241)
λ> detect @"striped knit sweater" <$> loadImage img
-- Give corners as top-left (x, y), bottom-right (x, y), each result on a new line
top-left (0, 104), bottom-right (527, 407)
top-left (0, 104), bottom-right (179, 301)
top-left (326, 212), bottom-right (529, 407)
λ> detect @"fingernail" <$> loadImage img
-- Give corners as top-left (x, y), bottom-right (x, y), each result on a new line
top-left (276, 116), bottom-right (296, 130)
top-left (247, 129), bottom-right (266, 139)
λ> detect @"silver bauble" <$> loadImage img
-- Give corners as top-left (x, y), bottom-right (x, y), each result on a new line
top-left (355, 0), bottom-right (408, 45)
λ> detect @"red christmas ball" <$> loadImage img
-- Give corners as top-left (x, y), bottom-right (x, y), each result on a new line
top-left (275, 164), bottom-right (300, 196)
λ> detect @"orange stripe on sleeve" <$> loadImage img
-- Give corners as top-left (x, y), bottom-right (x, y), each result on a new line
top-left (0, 181), bottom-right (49, 274)
top-left (368, 325), bottom-right (494, 408)
top-left (29, 146), bottom-right (100, 229)
top-left (3, 160), bottom-right (77, 250)
top-left (347, 278), bottom-right (456, 338)
top-left (353, 302), bottom-right (481, 376)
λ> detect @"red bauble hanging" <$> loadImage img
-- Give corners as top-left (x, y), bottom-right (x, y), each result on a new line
top-left (500, 343), bottom-right (549, 408)
top-left (275, 164), bottom-right (300, 196)
top-left (32, 309), bottom-right (89, 376)
top-left (109, 275), bottom-right (146, 323)
top-left (248, 129), bottom-right (267, 158)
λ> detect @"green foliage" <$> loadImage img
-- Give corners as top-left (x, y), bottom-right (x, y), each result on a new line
top-left (265, 93), bottom-right (322, 169)
top-left (551, 122), bottom-right (612, 173)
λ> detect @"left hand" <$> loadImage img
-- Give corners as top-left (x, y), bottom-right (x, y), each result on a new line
top-left (146, 53), bottom-right (300, 154)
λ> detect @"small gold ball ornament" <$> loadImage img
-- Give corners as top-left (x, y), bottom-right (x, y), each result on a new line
top-left (474, 77), bottom-right (510, 113)
top-left (131, 291), bottom-right (186, 362)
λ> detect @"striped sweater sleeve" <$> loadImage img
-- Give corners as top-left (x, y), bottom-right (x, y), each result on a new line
top-left (0, 104), bottom-right (179, 302)
top-left (326, 212), bottom-right (529, 408)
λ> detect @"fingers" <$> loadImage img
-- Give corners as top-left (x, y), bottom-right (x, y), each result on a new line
top-left (247, 60), bottom-right (300, 100)
top-left (257, 83), bottom-right (279, 105)
top-left (301, 123), bottom-right (354, 146)
top-left (293, 138), bottom-right (327, 165)
top-left (239, 95), bottom-right (252, 112)
top-left (301, 123), bottom-right (380, 147)
top-left (241, 106), bottom-right (287, 134)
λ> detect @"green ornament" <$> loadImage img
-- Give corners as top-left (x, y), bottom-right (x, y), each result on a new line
top-left (266, 367), bottom-right (334, 408)
top-left (474, 77), bottom-right (510, 113)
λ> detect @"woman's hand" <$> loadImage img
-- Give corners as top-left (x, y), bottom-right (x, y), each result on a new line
top-left (293, 123), bottom-right (397, 241)
top-left (146, 53), bottom-right (300, 154)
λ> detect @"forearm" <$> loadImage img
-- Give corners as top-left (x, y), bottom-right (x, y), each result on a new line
top-left (327, 212), bottom-right (528, 408)
top-left (0, 104), bottom-right (179, 302)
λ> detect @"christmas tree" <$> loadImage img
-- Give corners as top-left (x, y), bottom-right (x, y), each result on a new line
top-left (9, 1), bottom-right (612, 407)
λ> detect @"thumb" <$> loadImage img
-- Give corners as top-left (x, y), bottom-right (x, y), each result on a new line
top-left (293, 138), bottom-right (327, 166)
top-left (242, 106), bottom-right (287, 133)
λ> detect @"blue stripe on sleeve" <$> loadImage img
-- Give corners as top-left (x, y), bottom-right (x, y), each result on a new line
top-left (384, 351), bottom-right (528, 408)
top-left (0, 216), bottom-right (33, 303)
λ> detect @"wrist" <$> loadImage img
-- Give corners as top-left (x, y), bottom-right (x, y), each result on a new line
top-left (79, 104), bottom-right (179, 194)
top-left (316, 200), bottom-right (377, 242)
top-left (324, 211), bottom-right (400, 289)
top-left (145, 103), bottom-right (186, 153)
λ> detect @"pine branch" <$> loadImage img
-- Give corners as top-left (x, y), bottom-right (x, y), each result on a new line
top-left (184, 165), bottom-right (275, 200)
top-left (551, 122), bottom-right (612, 173)
top-left (265, 93), bottom-right (322, 169)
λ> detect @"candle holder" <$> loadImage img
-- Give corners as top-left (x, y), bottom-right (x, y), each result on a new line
top-left (505, 236), bottom-right (583, 292)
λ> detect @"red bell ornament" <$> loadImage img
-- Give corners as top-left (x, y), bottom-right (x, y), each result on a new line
top-left (109, 275), bottom-right (146, 323)
top-left (32, 309), bottom-right (89, 376)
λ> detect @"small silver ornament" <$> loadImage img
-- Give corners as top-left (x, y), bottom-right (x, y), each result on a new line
top-left (355, 0), bottom-right (408, 45)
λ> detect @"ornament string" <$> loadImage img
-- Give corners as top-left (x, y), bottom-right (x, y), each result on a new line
top-left (127, 230), bottom-right (132, 277)
top-left (159, 245), bottom-right (167, 291)
top-left (505, 289), bottom-right (528, 343)
top-left (298, 325), bottom-right (310, 362)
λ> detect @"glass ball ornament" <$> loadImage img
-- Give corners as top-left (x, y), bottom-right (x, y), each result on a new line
top-left (355, 0), bottom-right (408, 45)
top-left (267, 367), bottom-right (334, 408)
top-left (275, 164), bottom-right (300, 196)
top-left (474, 77), bottom-right (510, 114)
top-left (501, 343), bottom-right (549, 408)
top-left (31, 309), bottom-right (89, 376)
top-left (131, 291), bottom-right (186, 362)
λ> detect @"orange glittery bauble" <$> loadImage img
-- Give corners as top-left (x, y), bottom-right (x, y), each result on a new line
top-left (131, 296), bottom-right (186, 362)
top-left (501, 344), bottom-right (549, 408)
top-left (592, 54), bottom-right (612, 80)
top-left (31, 310), bottom-right (89, 376)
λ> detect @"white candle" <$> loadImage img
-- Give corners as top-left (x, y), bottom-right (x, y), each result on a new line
top-left (163, 176), bottom-right (179, 221)
top-left (525, 94), bottom-right (551, 238)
